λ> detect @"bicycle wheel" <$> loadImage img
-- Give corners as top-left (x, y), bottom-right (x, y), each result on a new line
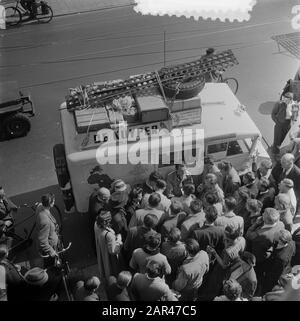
top-left (4, 7), bottom-right (22, 27)
top-left (36, 4), bottom-right (53, 23)
top-left (224, 77), bottom-right (239, 94)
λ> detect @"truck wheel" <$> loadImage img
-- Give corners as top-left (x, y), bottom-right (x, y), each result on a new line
top-left (3, 113), bottom-right (31, 138)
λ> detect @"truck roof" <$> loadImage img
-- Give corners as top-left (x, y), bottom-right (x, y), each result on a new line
top-left (199, 83), bottom-right (260, 139)
top-left (60, 83), bottom-right (261, 159)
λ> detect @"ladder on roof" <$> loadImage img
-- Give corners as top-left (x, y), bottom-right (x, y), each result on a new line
top-left (66, 49), bottom-right (239, 112)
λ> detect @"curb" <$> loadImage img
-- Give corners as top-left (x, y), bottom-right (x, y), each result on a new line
top-left (53, 3), bottom-right (135, 18)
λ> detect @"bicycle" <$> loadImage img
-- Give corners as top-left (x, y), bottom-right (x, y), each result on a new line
top-left (4, 0), bottom-right (53, 27)
top-left (209, 69), bottom-right (239, 95)
top-left (41, 242), bottom-right (73, 301)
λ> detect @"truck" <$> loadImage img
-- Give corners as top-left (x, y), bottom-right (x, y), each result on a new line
top-left (53, 50), bottom-right (270, 213)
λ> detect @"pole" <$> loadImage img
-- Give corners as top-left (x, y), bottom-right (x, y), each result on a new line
top-left (164, 31), bottom-right (166, 67)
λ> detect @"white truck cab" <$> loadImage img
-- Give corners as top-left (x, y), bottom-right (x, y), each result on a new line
top-left (55, 83), bottom-right (269, 213)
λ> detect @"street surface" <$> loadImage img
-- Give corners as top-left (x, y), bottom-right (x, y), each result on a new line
top-left (0, 0), bottom-right (300, 267)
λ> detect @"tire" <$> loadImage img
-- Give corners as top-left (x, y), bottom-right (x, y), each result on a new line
top-left (3, 113), bottom-right (31, 138)
top-left (224, 77), bottom-right (239, 94)
top-left (36, 4), bottom-right (53, 23)
top-left (162, 76), bottom-right (205, 100)
top-left (4, 7), bottom-right (22, 27)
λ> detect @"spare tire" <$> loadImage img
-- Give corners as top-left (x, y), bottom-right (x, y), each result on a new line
top-left (161, 76), bottom-right (205, 100)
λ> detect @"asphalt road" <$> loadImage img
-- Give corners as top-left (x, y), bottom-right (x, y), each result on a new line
top-left (0, 0), bottom-right (300, 266)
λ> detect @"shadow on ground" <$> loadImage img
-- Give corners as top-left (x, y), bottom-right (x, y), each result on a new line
top-left (258, 101), bottom-right (276, 115)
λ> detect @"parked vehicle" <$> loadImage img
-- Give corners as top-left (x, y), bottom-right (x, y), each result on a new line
top-left (0, 81), bottom-right (35, 139)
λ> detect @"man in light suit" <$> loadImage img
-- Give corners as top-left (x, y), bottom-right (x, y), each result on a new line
top-left (35, 194), bottom-right (60, 268)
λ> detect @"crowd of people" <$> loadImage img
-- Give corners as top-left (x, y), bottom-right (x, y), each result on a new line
top-left (88, 152), bottom-right (300, 301)
top-left (1, 154), bottom-right (300, 301)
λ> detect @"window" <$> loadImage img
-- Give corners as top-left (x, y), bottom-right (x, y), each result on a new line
top-left (227, 140), bottom-right (243, 156)
top-left (227, 140), bottom-right (249, 156)
top-left (207, 142), bottom-right (228, 154)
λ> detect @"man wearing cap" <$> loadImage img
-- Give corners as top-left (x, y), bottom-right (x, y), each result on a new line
top-left (271, 92), bottom-right (294, 154)
top-left (94, 211), bottom-right (123, 284)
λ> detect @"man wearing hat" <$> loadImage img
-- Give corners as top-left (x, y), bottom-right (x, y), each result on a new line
top-left (94, 210), bottom-right (123, 284)
top-left (23, 267), bottom-right (61, 301)
top-left (88, 187), bottom-right (111, 253)
top-left (271, 92), bottom-right (294, 154)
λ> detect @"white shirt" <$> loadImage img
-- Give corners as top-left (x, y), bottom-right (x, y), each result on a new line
top-left (287, 189), bottom-right (297, 215)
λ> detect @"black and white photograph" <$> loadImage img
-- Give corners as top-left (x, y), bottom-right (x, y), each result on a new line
top-left (0, 0), bottom-right (300, 308)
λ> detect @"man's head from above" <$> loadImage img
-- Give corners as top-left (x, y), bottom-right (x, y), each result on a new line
top-left (41, 193), bottom-right (55, 208)
top-left (274, 229), bottom-right (292, 249)
top-left (275, 193), bottom-right (291, 211)
top-left (281, 153), bottom-right (295, 171)
top-left (84, 276), bottom-right (101, 293)
top-left (279, 178), bottom-right (294, 193)
top-left (259, 159), bottom-right (272, 177)
top-left (117, 271), bottom-right (132, 289)
top-left (262, 207), bottom-right (280, 225)
top-left (96, 187), bottom-right (110, 203)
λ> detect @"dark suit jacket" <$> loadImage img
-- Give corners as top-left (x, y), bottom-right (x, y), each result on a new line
top-left (192, 224), bottom-right (225, 254)
top-left (245, 221), bottom-right (285, 264)
top-left (271, 101), bottom-right (288, 124)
